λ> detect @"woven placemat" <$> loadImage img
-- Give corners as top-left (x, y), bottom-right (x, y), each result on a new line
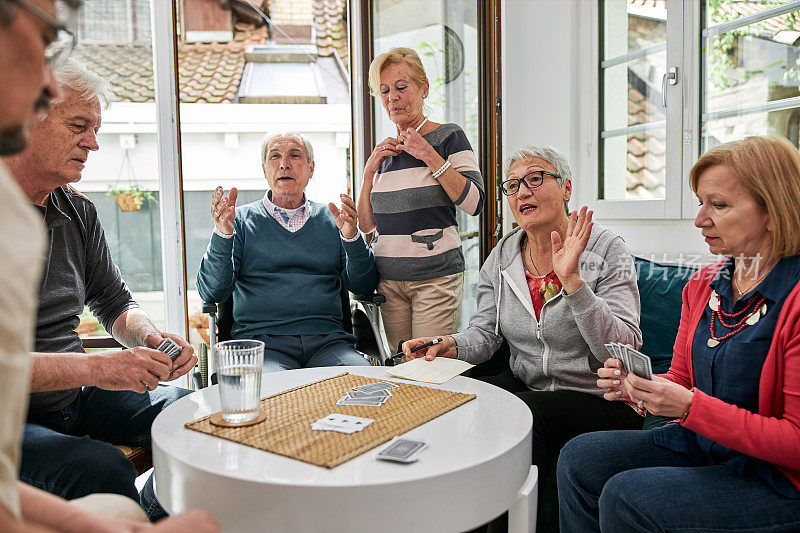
top-left (185, 372), bottom-right (476, 468)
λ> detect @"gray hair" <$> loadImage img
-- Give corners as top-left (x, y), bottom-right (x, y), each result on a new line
top-left (504, 144), bottom-right (572, 184)
top-left (260, 132), bottom-right (314, 164)
top-left (504, 145), bottom-right (573, 214)
top-left (53, 58), bottom-right (113, 108)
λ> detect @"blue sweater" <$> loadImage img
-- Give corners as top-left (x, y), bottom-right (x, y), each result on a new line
top-left (197, 199), bottom-right (378, 337)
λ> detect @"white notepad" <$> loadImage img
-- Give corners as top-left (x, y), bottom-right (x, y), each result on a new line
top-left (385, 357), bottom-right (474, 384)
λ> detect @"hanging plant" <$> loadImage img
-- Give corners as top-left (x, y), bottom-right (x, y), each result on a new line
top-left (107, 184), bottom-right (155, 212)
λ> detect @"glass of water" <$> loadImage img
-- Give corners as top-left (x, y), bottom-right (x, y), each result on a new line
top-left (215, 339), bottom-right (264, 424)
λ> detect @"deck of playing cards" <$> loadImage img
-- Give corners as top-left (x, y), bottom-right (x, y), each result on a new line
top-left (156, 338), bottom-right (182, 362)
top-left (336, 381), bottom-right (398, 406)
top-left (604, 342), bottom-right (653, 380)
top-left (376, 436), bottom-right (428, 463)
top-left (311, 413), bottom-right (374, 434)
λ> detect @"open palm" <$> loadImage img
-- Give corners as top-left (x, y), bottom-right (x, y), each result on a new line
top-left (551, 206), bottom-right (593, 286)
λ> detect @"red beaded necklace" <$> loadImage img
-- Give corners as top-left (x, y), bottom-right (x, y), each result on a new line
top-left (707, 290), bottom-right (767, 348)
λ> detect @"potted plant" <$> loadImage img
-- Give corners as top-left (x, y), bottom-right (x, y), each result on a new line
top-left (107, 184), bottom-right (155, 212)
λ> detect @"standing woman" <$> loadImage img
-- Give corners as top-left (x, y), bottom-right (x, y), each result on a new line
top-left (357, 47), bottom-right (485, 351)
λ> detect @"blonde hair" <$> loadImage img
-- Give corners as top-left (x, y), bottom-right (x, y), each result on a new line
top-left (368, 47), bottom-right (429, 97)
top-left (689, 136), bottom-right (800, 261)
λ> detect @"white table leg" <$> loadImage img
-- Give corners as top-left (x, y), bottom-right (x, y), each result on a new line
top-left (508, 465), bottom-right (538, 533)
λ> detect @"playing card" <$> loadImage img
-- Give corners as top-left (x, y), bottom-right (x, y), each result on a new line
top-left (625, 348), bottom-right (653, 380)
top-left (353, 381), bottom-right (398, 394)
top-left (336, 396), bottom-right (387, 406)
top-left (376, 437), bottom-right (428, 463)
top-left (346, 389), bottom-right (391, 400)
top-left (311, 413), bottom-right (374, 433)
top-left (156, 338), bottom-right (182, 362)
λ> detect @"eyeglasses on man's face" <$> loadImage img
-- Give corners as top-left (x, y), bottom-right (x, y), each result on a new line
top-left (10, 0), bottom-right (80, 68)
top-left (500, 170), bottom-right (561, 196)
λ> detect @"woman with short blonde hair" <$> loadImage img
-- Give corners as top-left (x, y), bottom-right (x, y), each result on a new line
top-left (358, 47), bottom-right (485, 351)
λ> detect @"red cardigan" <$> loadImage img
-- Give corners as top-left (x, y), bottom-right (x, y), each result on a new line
top-left (662, 260), bottom-right (800, 490)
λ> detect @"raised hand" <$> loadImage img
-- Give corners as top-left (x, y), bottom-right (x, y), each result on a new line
top-left (551, 205), bottom-right (593, 294)
top-left (328, 193), bottom-right (359, 240)
top-left (211, 186), bottom-right (237, 235)
top-left (364, 137), bottom-right (400, 182)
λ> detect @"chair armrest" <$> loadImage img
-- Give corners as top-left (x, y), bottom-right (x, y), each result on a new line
top-left (202, 302), bottom-right (218, 314)
top-left (80, 335), bottom-right (124, 350)
top-left (351, 292), bottom-right (386, 305)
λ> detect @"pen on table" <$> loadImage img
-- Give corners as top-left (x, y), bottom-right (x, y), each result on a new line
top-left (386, 337), bottom-right (444, 366)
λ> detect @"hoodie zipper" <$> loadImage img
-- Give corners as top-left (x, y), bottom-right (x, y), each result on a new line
top-left (538, 292), bottom-right (562, 391)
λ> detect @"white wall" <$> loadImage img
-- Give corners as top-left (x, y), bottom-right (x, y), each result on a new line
top-left (501, 0), bottom-right (708, 262)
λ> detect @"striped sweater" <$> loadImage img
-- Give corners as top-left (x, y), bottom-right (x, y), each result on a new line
top-left (370, 123), bottom-right (484, 281)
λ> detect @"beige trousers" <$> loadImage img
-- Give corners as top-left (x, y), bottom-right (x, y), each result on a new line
top-left (378, 272), bottom-right (464, 352)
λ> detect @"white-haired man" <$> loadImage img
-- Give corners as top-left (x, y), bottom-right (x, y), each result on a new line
top-left (197, 132), bottom-right (378, 371)
top-left (3, 57), bottom-right (198, 523)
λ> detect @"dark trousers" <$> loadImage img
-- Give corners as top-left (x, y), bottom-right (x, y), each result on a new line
top-left (472, 369), bottom-right (643, 533)
top-left (558, 430), bottom-right (800, 532)
top-left (20, 384), bottom-right (191, 521)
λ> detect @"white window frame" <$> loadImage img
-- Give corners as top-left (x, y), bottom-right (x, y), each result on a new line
top-left (151, 0), bottom-right (188, 337)
top-left (578, 0), bottom-right (695, 220)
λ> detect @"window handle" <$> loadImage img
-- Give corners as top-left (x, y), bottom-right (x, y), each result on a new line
top-left (662, 66), bottom-right (678, 107)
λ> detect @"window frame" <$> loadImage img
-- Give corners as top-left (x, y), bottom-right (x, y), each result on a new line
top-left (578, 0), bottom-right (694, 221)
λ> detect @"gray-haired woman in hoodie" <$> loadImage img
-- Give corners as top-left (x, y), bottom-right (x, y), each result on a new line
top-left (402, 145), bottom-right (643, 532)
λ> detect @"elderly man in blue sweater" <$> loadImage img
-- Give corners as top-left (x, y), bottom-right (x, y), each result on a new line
top-left (197, 132), bottom-right (378, 371)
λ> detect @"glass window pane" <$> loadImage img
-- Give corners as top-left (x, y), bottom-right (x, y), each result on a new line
top-left (602, 52), bottom-right (667, 131)
top-left (603, 0), bottom-right (667, 59)
top-left (175, 2), bottom-right (352, 352)
top-left (71, 0), bottom-right (167, 335)
top-left (600, 1), bottom-right (668, 201)
top-left (703, 1), bottom-right (800, 151)
top-left (371, 0), bottom-right (480, 329)
top-left (703, 107), bottom-right (800, 148)
top-left (706, 0), bottom-right (798, 29)
top-left (602, 129), bottom-right (666, 200)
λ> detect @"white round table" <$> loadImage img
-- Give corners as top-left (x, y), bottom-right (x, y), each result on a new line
top-left (152, 366), bottom-right (535, 533)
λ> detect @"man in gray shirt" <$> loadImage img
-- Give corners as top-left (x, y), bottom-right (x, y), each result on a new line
top-left (3, 58), bottom-right (197, 522)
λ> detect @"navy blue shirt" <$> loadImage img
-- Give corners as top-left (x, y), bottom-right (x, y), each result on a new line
top-left (653, 255), bottom-right (800, 498)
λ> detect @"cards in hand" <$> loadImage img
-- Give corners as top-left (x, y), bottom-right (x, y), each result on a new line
top-left (376, 436), bottom-right (428, 463)
top-left (156, 338), bottom-right (182, 362)
top-left (336, 381), bottom-right (398, 406)
top-left (604, 342), bottom-right (653, 379)
top-left (311, 413), bottom-right (374, 434)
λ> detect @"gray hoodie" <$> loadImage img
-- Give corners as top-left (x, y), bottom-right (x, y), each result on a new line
top-left (452, 223), bottom-right (641, 396)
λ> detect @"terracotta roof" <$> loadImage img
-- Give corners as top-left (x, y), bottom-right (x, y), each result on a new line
top-left (314, 0), bottom-right (348, 66)
top-left (74, 1), bottom-right (348, 104)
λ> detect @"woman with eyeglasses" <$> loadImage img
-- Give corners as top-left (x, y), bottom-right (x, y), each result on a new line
top-left (402, 145), bottom-right (643, 532)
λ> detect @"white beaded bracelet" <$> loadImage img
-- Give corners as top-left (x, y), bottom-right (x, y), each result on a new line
top-left (432, 160), bottom-right (451, 179)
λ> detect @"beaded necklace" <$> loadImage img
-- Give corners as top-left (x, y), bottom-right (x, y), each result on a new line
top-left (706, 290), bottom-right (767, 348)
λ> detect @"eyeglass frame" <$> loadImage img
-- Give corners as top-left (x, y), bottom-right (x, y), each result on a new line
top-left (9, 0), bottom-right (77, 68)
top-left (500, 170), bottom-right (562, 196)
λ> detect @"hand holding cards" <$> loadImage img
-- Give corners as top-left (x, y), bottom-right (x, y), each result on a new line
top-left (156, 337), bottom-right (182, 362)
top-left (603, 342), bottom-right (653, 379)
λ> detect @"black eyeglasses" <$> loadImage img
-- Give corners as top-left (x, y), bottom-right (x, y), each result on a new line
top-left (500, 170), bottom-right (561, 196)
top-left (10, 0), bottom-right (80, 68)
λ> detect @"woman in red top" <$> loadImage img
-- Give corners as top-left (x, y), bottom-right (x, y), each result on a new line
top-left (557, 136), bottom-right (800, 532)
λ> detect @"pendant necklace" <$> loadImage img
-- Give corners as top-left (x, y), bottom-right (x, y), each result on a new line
top-left (523, 237), bottom-right (543, 277)
top-left (706, 290), bottom-right (767, 348)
